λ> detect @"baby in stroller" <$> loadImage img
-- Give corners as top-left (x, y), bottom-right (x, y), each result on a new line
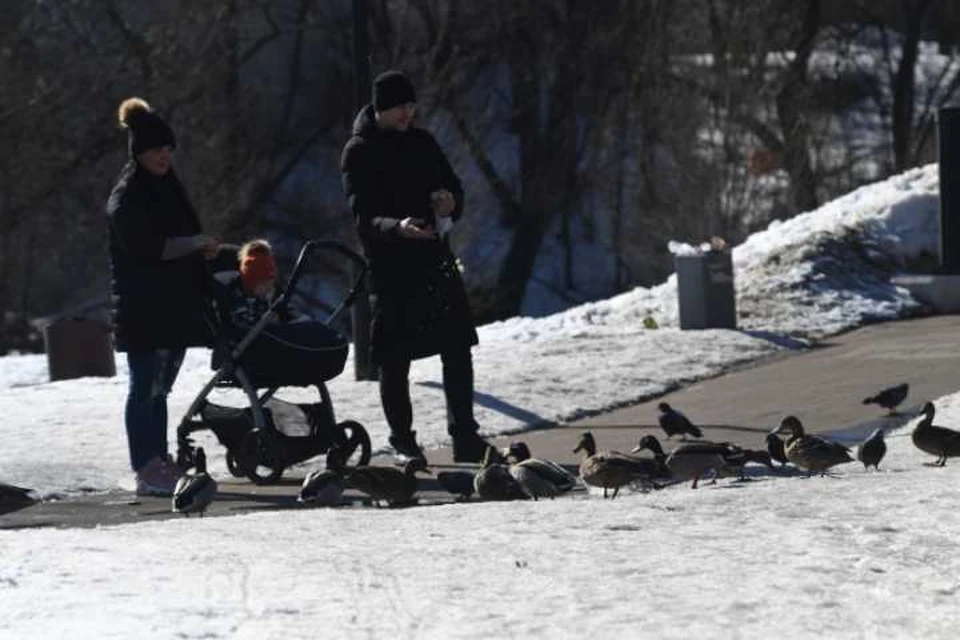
top-left (230, 239), bottom-right (300, 327)
top-left (176, 238), bottom-right (372, 484)
top-left (222, 238), bottom-right (344, 388)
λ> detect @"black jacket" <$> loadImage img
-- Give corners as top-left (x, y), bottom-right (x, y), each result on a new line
top-left (107, 161), bottom-right (211, 352)
top-left (341, 105), bottom-right (477, 362)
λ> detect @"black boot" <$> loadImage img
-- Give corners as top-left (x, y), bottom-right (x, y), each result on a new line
top-left (452, 432), bottom-right (492, 464)
top-left (389, 430), bottom-right (426, 462)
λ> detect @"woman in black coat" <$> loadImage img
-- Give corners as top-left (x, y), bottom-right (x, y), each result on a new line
top-left (106, 97), bottom-right (218, 496)
top-left (340, 70), bottom-right (490, 463)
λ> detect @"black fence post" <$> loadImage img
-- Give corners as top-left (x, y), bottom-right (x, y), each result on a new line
top-left (350, 0), bottom-right (378, 381)
top-left (939, 105), bottom-right (960, 274)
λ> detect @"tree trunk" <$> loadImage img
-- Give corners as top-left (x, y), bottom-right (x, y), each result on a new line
top-left (775, 0), bottom-right (821, 214)
top-left (491, 2), bottom-right (585, 317)
top-left (892, 0), bottom-right (935, 172)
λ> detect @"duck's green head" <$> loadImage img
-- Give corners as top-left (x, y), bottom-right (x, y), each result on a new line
top-left (632, 434), bottom-right (662, 456)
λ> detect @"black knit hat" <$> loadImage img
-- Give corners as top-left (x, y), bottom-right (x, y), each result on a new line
top-left (117, 97), bottom-right (176, 156)
top-left (373, 70), bottom-right (417, 112)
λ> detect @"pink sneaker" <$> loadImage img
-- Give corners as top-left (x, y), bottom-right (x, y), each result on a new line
top-left (136, 455), bottom-right (183, 497)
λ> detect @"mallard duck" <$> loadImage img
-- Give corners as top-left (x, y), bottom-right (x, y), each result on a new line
top-left (299, 447), bottom-right (347, 505)
top-left (437, 470), bottom-right (476, 501)
top-left (0, 481), bottom-right (38, 516)
top-left (505, 441), bottom-right (578, 500)
top-left (172, 447), bottom-right (217, 517)
top-left (719, 448), bottom-right (775, 480)
top-left (657, 402), bottom-right (703, 440)
top-left (634, 434), bottom-right (736, 489)
top-left (346, 457), bottom-right (430, 507)
top-left (775, 416), bottom-right (853, 476)
top-left (863, 382), bottom-right (909, 414)
top-left (298, 468), bottom-right (344, 505)
top-left (857, 428), bottom-right (887, 471)
top-left (473, 445), bottom-right (527, 501)
top-left (765, 432), bottom-right (789, 466)
top-left (911, 401), bottom-right (960, 466)
top-left (574, 431), bottom-right (668, 498)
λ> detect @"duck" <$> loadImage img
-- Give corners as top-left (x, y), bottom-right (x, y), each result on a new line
top-left (299, 448), bottom-right (345, 506)
top-left (765, 432), bottom-right (789, 467)
top-left (862, 382), bottom-right (909, 414)
top-left (0, 481), bottom-right (39, 516)
top-left (473, 445), bottom-right (527, 501)
top-left (724, 448), bottom-right (775, 480)
top-left (775, 416), bottom-right (853, 476)
top-left (345, 457), bottom-right (431, 507)
top-left (911, 401), bottom-right (960, 467)
top-left (657, 402), bottom-right (703, 440)
top-left (505, 441), bottom-right (578, 500)
top-left (856, 428), bottom-right (887, 471)
top-left (574, 431), bottom-right (669, 498)
top-left (634, 434), bottom-right (737, 489)
top-left (437, 470), bottom-right (476, 501)
top-left (172, 447), bottom-right (217, 517)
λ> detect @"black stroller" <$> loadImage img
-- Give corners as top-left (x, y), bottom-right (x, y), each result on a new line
top-left (176, 240), bottom-right (372, 485)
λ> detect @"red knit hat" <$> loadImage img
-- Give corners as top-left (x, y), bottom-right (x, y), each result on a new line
top-left (239, 242), bottom-right (277, 292)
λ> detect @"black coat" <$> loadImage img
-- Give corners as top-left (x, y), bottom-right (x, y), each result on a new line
top-left (341, 105), bottom-right (477, 363)
top-left (107, 161), bottom-right (211, 352)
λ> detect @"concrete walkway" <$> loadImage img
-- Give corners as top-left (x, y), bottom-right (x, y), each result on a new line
top-left (4, 313), bottom-right (959, 529)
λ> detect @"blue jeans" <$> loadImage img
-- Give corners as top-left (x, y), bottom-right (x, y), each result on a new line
top-left (125, 349), bottom-right (186, 472)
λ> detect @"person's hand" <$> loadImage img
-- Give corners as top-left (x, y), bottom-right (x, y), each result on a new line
top-left (430, 189), bottom-right (455, 217)
top-left (200, 236), bottom-right (221, 259)
top-left (398, 217), bottom-right (436, 240)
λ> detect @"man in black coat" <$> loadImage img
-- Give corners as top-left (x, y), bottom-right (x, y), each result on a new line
top-left (107, 97), bottom-right (218, 496)
top-left (341, 70), bottom-right (491, 463)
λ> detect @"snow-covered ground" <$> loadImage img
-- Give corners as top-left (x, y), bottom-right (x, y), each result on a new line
top-left (2, 164), bottom-right (958, 638)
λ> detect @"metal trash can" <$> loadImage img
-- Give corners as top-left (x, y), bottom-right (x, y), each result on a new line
top-left (675, 251), bottom-right (737, 330)
top-left (43, 317), bottom-right (116, 381)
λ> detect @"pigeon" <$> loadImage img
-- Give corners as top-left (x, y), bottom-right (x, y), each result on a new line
top-left (862, 383), bottom-right (909, 414)
top-left (657, 402), bottom-right (703, 440)
top-left (857, 428), bottom-right (887, 471)
top-left (437, 470), bottom-right (476, 501)
top-left (912, 401), bottom-right (960, 467)
top-left (0, 482), bottom-right (39, 516)
top-left (765, 432), bottom-right (789, 466)
top-left (172, 447), bottom-right (217, 517)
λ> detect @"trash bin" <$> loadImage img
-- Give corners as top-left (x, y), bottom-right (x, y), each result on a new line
top-left (675, 251), bottom-right (737, 330)
top-left (43, 317), bottom-right (116, 381)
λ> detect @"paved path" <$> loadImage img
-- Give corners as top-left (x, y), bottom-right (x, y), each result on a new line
top-left (4, 314), bottom-right (959, 529)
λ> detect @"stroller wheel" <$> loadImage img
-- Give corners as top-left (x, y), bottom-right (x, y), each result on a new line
top-left (225, 450), bottom-right (246, 478)
top-left (336, 420), bottom-right (372, 466)
top-left (237, 429), bottom-right (285, 485)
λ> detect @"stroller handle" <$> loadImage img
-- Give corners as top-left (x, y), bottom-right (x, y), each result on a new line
top-left (277, 240), bottom-right (369, 327)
